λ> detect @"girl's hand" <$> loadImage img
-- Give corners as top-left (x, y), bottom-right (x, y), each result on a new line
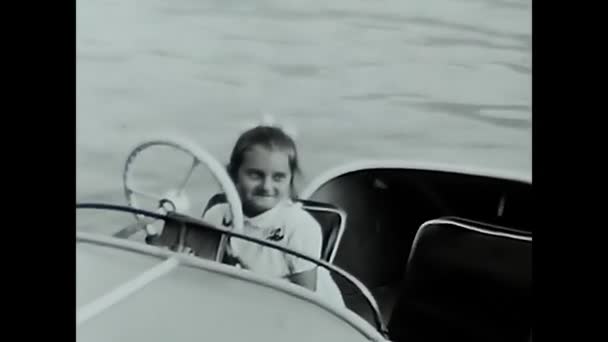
top-left (223, 254), bottom-right (248, 269)
top-left (234, 256), bottom-right (249, 269)
top-left (223, 243), bottom-right (249, 269)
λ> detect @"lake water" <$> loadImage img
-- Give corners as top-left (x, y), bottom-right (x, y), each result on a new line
top-left (76, 0), bottom-right (531, 233)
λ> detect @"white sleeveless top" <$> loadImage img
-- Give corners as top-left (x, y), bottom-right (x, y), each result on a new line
top-left (203, 200), bottom-right (345, 308)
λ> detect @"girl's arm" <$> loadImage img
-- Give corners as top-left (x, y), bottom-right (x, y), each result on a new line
top-left (284, 211), bottom-right (324, 291)
top-left (287, 268), bottom-right (317, 291)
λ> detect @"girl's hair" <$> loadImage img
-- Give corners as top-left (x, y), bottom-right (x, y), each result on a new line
top-left (227, 125), bottom-right (301, 198)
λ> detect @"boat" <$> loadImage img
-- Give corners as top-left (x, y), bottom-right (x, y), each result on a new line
top-left (76, 136), bottom-right (532, 342)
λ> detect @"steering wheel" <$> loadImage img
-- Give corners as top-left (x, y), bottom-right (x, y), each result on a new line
top-left (121, 135), bottom-right (244, 251)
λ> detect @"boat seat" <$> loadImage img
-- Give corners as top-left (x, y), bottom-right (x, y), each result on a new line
top-left (387, 217), bottom-right (532, 342)
top-left (202, 193), bottom-right (347, 263)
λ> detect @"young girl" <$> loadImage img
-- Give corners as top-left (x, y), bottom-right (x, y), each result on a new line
top-left (202, 125), bottom-right (345, 307)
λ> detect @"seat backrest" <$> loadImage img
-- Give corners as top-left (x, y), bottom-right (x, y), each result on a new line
top-left (201, 193), bottom-right (346, 263)
top-left (388, 217), bottom-right (532, 342)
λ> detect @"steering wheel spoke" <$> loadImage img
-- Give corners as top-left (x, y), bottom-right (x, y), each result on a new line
top-left (175, 158), bottom-right (199, 195)
top-left (125, 187), bottom-right (165, 203)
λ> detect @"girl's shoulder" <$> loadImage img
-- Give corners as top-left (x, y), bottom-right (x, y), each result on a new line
top-left (279, 201), bottom-right (321, 232)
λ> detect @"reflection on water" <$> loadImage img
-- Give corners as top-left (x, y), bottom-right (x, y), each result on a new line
top-left (77, 0), bottom-right (531, 233)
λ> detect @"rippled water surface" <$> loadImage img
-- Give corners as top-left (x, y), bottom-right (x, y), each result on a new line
top-left (77, 0), bottom-right (531, 233)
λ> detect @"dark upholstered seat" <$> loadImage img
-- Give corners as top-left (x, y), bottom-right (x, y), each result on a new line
top-left (388, 217), bottom-right (532, 342)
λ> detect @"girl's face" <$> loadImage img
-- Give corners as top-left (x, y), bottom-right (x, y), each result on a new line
top-left (235, 144), bottom-right (292, 216)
